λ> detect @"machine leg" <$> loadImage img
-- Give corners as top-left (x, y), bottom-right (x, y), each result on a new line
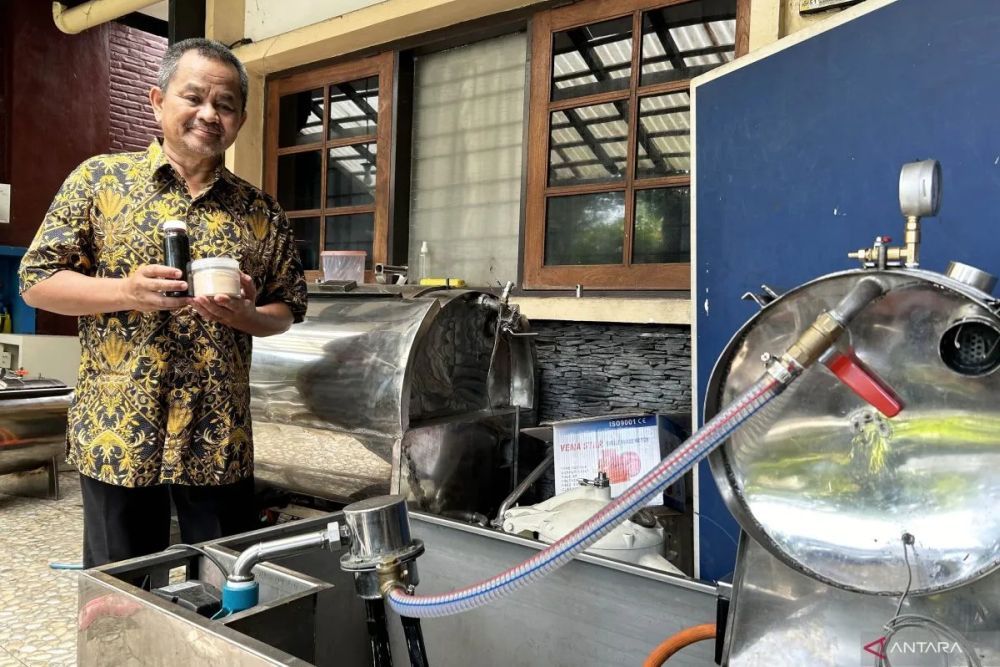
top-left (365, 598), bottom-right (393, 667)
top-left (401, 615), bottom-right (430, 667)
top-left (48, 457), bottom-right (60, 500)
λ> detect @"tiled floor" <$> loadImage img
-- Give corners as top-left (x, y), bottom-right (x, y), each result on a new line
top-left (0, 472), bottom-right (83, 666)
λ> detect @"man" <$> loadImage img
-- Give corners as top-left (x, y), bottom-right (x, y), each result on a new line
top-left (18, 39), bottom-right (307, 567)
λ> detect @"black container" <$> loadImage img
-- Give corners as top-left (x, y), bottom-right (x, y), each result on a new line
top-left (162, 220), bottom-right (191, 297)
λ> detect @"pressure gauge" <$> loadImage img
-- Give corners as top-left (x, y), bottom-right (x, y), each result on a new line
top-left (898, 159), bottom-right (941, 217)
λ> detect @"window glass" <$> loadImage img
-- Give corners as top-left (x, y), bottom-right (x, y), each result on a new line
top-left (544, 191), bottom-right (626, 265)
top-left (325, 213), bottom-right (374, 268)
top-left (635, 93), bottom-right (690, 178)
top-left (328, 76), bottom-right (378, 140)
top-left (278, 88), bottom-right (323, 147)
top-left (290, 217), bottom-right (321, 270)
top-left (549, 102), bottom-right (629, 186)
top-left (633, 187), bottom-right (690, 263)
top-left (640, 1), bottom-right (736, 86)
top-left (277, 151), bottom-right (322, 211)
top-left (327, 143), bottom-right (377, 208)
top-left (551, 17), bottom-right (633, 101)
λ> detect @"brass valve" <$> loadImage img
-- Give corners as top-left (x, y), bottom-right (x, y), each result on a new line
top-left (848, 217), bottom-right (921, 269)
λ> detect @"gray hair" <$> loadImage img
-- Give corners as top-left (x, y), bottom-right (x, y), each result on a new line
top-left (157, 38), bottom-right (249, 112)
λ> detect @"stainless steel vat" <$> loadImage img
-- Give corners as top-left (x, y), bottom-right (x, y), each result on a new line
top-left (0, 377), bottom-right (72, 497)
top-left (251, 285), bottom-right (536, 516)
top-left (721, 534), bottom-right (1000, 667)
top-left (78, 544), bottom-right (334, 665)
top-left (78, 512), bottom-right (717, 666)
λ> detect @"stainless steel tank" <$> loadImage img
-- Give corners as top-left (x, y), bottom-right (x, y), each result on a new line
top-left (705, 268), bottom-right (1000, 596)
top-left (250, 285), bottom-right (536, 517)
top-left (0, 374), bottom-right (72, 495)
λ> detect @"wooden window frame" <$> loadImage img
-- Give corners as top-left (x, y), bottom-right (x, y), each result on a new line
top-left (265, 52), bottom-right (395, 282)
top-left (523, 0), bottom-right (749, 290)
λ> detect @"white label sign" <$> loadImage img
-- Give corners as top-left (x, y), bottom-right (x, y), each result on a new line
top-left (0, 184), bottom-right (10, 223)
top-left (552, 415), bottom-right (664, 505)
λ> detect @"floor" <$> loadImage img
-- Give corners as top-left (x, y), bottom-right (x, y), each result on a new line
top-left (0, 471), bottom-right (83, 666)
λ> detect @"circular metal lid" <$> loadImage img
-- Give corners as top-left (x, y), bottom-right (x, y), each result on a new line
top-left (706, 270), bottom-right (1000, 595)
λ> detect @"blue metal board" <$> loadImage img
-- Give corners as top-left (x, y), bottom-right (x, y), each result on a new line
top-left (693, 0), bottom-right (1000, 581)
top-left (0, 246), bottom-right (34, 334)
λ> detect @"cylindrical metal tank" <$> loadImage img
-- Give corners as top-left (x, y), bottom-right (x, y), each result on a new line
top-left (0, 376), bottom-right (72, 477)
top-left (250, 285), bottom-right (536, 516)
top-left (705, 268), bottom-right (1000, 595)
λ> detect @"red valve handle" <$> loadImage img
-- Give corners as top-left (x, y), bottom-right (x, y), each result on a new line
top-left (824, 350), bottom-right (902, 418)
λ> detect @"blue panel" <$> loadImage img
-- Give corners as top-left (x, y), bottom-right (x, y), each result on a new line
top-left (0, 246), bottom-right (33, 334)
top-left (694, 0), bottom-right (1000, 580)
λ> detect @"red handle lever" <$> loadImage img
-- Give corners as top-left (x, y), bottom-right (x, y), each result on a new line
top-left (824, 350), bottom-right (903, 418)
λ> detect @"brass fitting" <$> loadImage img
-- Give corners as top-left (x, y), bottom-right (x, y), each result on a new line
top-left (903, 215), bottom-right (920, 267)
top-left (376, 558), bottom-right (405, 597)
top-left (782, 311), bottom-right (844, 370)
top-left (847, 217), bottom-right (921, 268)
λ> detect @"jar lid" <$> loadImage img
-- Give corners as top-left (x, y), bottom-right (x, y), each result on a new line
top-left (320, 250), bottom-right (367, 256)
top-left (162, 220), bottom-right (187, 232)
top-left (191, 257), bottom-right (240, 271)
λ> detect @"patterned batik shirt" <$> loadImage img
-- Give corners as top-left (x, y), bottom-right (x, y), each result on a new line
top-left (19, 140), bottom-right (307, 487)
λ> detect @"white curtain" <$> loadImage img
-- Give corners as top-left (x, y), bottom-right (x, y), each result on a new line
top-left (409, 32), bottom-right (527, 287)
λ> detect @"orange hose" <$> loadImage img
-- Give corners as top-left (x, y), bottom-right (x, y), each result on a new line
top-left (642, 623), bottom-right (717, 667)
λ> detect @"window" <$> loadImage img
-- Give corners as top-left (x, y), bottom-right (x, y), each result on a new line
top-left (523, 0), bottom-right (747, 290)
top-left (408, 33), bottom-right (527, 287)
top-left (265, 53), bottom-right (394, 279)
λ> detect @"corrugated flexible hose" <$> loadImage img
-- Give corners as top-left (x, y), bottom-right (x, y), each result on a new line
top-left (387, 373), bottom-right (787, 618)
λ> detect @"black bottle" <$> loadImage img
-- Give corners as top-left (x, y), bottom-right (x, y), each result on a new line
top-left (162, 220), bottom-right (191, 297)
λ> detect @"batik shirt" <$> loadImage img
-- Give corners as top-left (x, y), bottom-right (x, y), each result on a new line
top-left (19, 140), bottom-right (307, 487)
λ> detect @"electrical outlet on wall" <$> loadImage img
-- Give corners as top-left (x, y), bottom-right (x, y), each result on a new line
top-left (0, 351), bottom-right (11, 369)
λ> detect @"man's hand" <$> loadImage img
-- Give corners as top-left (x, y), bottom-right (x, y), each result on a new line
top-left (189, 272), bottom-right (258, 328)
top-left (117, 265), bottom-right (189, 312)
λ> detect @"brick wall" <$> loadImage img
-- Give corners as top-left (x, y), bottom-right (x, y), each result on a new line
top-left (108, 23), bottom-right (166, 153)
top-left (532, 321), bottom-right (692, 423)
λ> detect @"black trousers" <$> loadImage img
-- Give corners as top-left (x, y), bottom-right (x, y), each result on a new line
top-left (80, 474), bottom-right (256, 568)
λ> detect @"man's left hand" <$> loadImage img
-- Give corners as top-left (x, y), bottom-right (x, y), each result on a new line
top-left (189, 273), bottom-right (259, 330)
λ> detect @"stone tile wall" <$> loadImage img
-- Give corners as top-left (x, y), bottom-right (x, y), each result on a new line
top-left (532, 321), bottom-right (691, 423)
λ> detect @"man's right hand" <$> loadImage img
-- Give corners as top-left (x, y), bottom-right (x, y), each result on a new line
top-left (117, 265), bottom-right (189, 312)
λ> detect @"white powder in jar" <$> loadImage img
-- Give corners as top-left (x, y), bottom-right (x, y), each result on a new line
top-left (191, 257), bottom-right (241, 297)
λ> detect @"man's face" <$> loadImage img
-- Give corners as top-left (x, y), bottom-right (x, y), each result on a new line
top-left (150, 51), bottom-right (246, 161)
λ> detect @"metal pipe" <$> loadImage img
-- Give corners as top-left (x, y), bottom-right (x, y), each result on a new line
top-left (510, 405), bottom-right (520, 491)
top-left (52, 0), bottom-right (160, 35)
top-left (365, 599), bottom-right (394, 667)
top-left (228, 523), bottom-right (340, 582)
top-left (401, 616), bottom-right (430, 667)
top-left (493, 450), bottom-right (554, 528)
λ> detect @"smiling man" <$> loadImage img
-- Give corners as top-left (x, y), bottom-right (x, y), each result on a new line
top-left (18, 39), bottom-right (307, 567)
